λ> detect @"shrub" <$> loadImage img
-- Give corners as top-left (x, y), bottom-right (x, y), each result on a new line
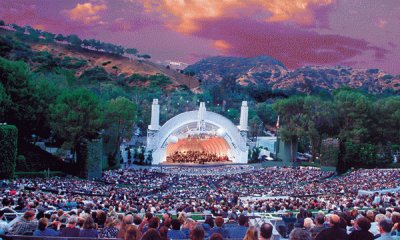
top-left (0, 125), bottom-right (18, 179)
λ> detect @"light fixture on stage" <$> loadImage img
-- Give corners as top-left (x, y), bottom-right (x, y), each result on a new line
top-left (217, 128), bottom-right (226, 137)
top-left (168, 135), bottom-right (179, 144)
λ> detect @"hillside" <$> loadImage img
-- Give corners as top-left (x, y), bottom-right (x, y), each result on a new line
top-left (185, 56), bottom-right (287, 85)
top-left (0, 27), bottom-right (198, 90)
top-left (186, 56), bottom-right (400, 94)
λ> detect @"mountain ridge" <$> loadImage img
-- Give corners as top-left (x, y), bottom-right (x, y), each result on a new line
top-left (185, 56), bottom-right (400, 94)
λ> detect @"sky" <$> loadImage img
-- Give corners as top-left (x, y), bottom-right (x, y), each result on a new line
top-left (0, 0), bottom-right (399, 74)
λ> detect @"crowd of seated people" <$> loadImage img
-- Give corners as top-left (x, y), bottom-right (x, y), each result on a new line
top-left (1, 167), bottom-right (400, 239)
top-left (167, 151), bottom-right (230, 164)
top-left (2, 202), bottom-right (400, 239)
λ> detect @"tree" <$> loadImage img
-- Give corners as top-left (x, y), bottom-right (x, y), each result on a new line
top-left (41, 31), bottom-right (55, 42)
top-left (273, 96), bottom-right (306, 162)
top-left (0, 20), bottom-right (5, 26)
top-left (103, 97), bottom-right (137, 164)
top-left (66, 34), bottom-right (82, 48)
top-left (55, 34), bottom-right (66, 42)
top-left (49, 88), bottom-right (103, 159)
top-left (125, 48), bottom-right (138, 55)
top-left (137, 54), bottom-right (151, 59)
top-left (255, 102), bottom-right (277, 127)
top-left (334, 89), bottom-right (371, 143)
top-left (302, 96), bottom-right (338, 161)
top-left (0, 57), bottom-right (41, 138)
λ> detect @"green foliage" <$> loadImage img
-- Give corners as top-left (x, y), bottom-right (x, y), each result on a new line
top-left (0, 125), bottom-right (18, 179)
top-left (66, 34), bottom-right (82, 48)
top-left (255, 102), bottom-right (277, 126)
top-left (0, 20), bottom-right (5, 26)
top-left (49, 88), bottom-right (103, 151)
top-left (0, 57), bottom-right (43, 137)
top-left (103, 97), bottom-right (137, 163)
top-left (149, 74), bottom-right (171, 87)
top-left (80, 66), bottom-right (110, 82)
top-left (320, 138), bottom-right (339, 167)
top-left (137, 54), bottom-right (151, 59)
top-left (125, 48), bottom-right (138, 55)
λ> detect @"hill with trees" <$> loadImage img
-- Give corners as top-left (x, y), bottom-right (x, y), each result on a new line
top-left (186, 57), bottom-right (400, 94)
top-left (0, 20), bottom-right (399, 176)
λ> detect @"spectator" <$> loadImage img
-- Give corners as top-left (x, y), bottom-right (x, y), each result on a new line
top-left (315, 214), bottom-right (349, 240)
top-left (79, 216), bottom-right (98, 238)
top-left (289, 228), bottom-right (312, 240)
top-left (33, 217), bottom-right (60, 237)
top-left (124, 225), bottom-right (141, 240)
top-left (9, 210), bottom-right (37, 235)
top-left (60, 216), bottom-right (80, 238)
top-left (243, 226), bottom-right (258, 240)
top-left (118, 214), bottom-right (134, 238)
top-left (159, 226), bottom-right (169, 240)
top-left (0, 210), bottom-right (10, 234)
top-left (141, 228), bottom-right (161, 240)
top-left (259, 222), bottom-right (273, 240)
top-left (348, 217), bottom-right (374, 240)
top-left (190, 224), bottom-right (205, 240)
top-left (209, 232), bottom-right (223, 240)
top-left (371, 214), bottom-right (387, 236)
top-left (303, 217), bottom-right (315, 231)
top-left (227, 215), bottom-right (248, 239)
top-left (99, 217), bottom-right (119, 238)
top-left (376, 219), bottom-right (394, 240)
top-left (310, 214), bottom-right (325, 239)
top-left (210, 217), bottom-right (228, 238)
top-left (168, 219), bottom-right (186, 239)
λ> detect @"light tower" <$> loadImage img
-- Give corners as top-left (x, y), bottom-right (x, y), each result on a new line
top-left (147, 99), bottom-right (160, 152)
top-left (238, 101), bottom-right (249, 138)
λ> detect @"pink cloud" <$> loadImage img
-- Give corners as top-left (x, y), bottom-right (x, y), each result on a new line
top-left (192, 18), bottom-right (389, 69)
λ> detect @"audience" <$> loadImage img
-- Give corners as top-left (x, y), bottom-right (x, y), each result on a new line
top-left (60, 216), bottom-right (80, 238)
top-left (32, 217), bottom-right (59, 237)
top-left (348, 217), bottom-right (374, 240)
top-left (1, 167), bottom-right (400, 239)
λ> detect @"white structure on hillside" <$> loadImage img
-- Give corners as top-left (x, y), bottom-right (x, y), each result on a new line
top-left (147, 100), bottom-right (249, 164)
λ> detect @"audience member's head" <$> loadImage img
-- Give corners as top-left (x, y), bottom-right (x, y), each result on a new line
top-left (82, 216), bottom-right (95, 229)
top-left (141, 228), bottom-right (161, 240)
top-left (378, 219), bottom-right (393, 234)
top-left (214, 217), bottom-right (224, 227)
top-left (38, 218), bottom-right (49, 231)
top-left (356, 217), bottom-right (371, 231)
top-left (23, 210), bottom-right (36, 220)
top-left (190, 224), bottom-right (205, 240)
top-left (260, 222), bottom-right (273, 240)
top-left (238, 215), bottom-right (248, 226)
top-left (303, 218), bottom-right (314, 229)
top-left (171, 219), bottom-right (182, 230)
top-left (289, 228), bottom-right (312, 240)
top-left (148, 217), bottom-right (160, 229)
top-left (209, 233), bottom-right (223, 240)
top-left (124, 225), bottom-right (141, 240)
top-left (243, 226), bottom-right (258, 240)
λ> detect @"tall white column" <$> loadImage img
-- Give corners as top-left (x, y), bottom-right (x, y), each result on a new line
top-left (149, 99), bottom-right (160, 130)
top-left (239, 101), bottom-right (248, 131)
top-left (197, 102), bottom-right (206, 131)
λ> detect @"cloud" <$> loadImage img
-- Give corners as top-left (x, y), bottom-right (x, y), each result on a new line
top-left (144, 0), bottom-right (335, 33)
top-left (192, 18), bottom-right (389, 69)
top-left (67, 2), bottom-right (107, 24)
top-left (213, 40), bottom-right (231, 51)
top-left (376, 19), bottom-right (387, 29)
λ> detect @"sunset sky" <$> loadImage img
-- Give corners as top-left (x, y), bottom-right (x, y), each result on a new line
top-left (1, 0), bottom-right (399, 74)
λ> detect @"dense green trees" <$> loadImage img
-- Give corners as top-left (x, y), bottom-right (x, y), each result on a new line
top-left (273, 89), bottom-right (400, 170)
top-left (49, 88), bottom-right (103, 158)
top-left (0, 125), bottom-right (18, 179)
top-left (103, 97), bottom-right (137, 165)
